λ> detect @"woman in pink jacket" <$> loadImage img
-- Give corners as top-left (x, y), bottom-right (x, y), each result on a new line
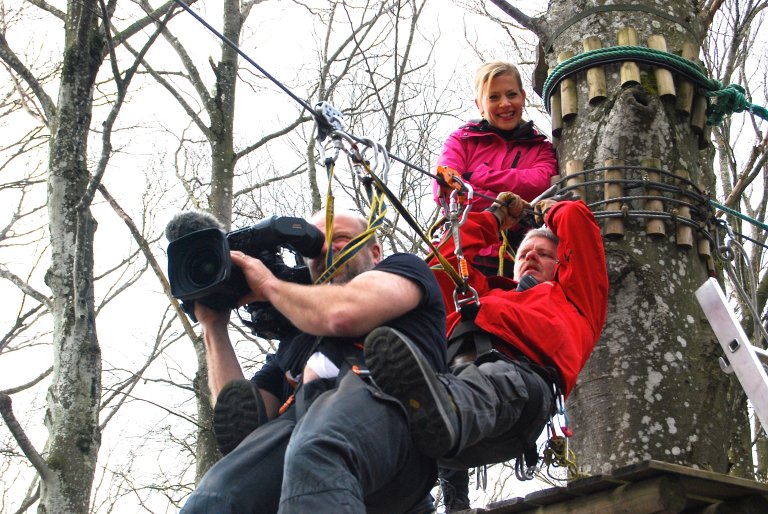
top-left (434, 61), bottom-right (558, 276)
top-left (431, 60), bottom-right (558, 511)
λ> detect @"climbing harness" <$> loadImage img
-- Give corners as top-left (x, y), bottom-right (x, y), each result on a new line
top-left (434, 168), bottom-right (480, 312)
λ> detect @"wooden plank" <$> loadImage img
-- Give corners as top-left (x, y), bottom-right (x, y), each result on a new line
top-left (565, 160), bottom-right (586, 201)
top-left (691, 94), bottom-right (708, 134)
top-left (674, 168), bottom-right (694, 248)
top-left (692, 494), bottom-right (768, 513)
top-left (604, 158), bottom-right (625, 237)
top-left (642, 158), bottom-right (666, 237)
top-left (612, 460), bottom-right (768, 497)
top-left (566, 473), bottom-right (628, 496)
top-left (677, 42), bottom-right (698, 114)
top-left (647, 35), bottom-right (675, 98)
top-left (550, 66), bottom-right (563, 139)
top-left (524, 485), bottom-right (577, 506)
top-left (485, 495), bottom-right (534, 513)
top-left (532, 476), bottom-right (687, 514)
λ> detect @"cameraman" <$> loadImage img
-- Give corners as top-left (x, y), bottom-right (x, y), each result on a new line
top-left (181, 211), bottom-right (448, 514)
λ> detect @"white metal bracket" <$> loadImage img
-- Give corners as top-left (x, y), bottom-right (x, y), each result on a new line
top-left (695, 278), bottom-right (768, 433)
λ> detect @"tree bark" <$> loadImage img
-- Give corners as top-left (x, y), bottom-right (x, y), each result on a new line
top-left (542, 0), bottom-right (742, 476)
top-left (192, 0), bottom-right (243, 480)
top-left (40, 0), bottom-right (103, 511)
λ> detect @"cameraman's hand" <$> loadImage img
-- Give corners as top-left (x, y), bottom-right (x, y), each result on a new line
top-left (487, 192), bottom-right (530, 230)
top-left (194, 302), bottom-right (231, 329)
top-left (230, 251), bottom-right (277, 304)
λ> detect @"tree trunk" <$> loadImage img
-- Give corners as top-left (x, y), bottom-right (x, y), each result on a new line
top-left (542, 0), bottom-right (743, 475)
top-left (207, 0), bottom-right (239, 229)
top-left (41, 1), bottom-right (103, 511)
top-left (193, 0), bottom-right (243, 480)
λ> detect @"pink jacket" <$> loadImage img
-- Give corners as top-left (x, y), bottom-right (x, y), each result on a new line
top-left (434, 120), bottom-right (558, 262)
top-left (434, 120), bottom-right (557, 210)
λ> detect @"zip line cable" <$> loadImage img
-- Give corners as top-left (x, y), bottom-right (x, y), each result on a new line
top-left (171, 0), bottom-right (476, 289)
top-left (173, 0), bottom-right (315, 114)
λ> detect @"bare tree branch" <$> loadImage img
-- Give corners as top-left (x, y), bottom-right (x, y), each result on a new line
top-left (138, 0), bottom-right (215, 119)
top-left (700, 0), bottom-right (727, 37)
top-left (24, 0), bottom-right (65, 20)
top-left (79, 2), bottom-right (177, 213)
top-left (0, 394), bottom-right (51, 481)
top-left (0, 266), bottom-right (51, 309)
top-left (487, 0), bottom-right (542, 35)
top-left (97, 184), bottom-right (198, 341)
top-left (0, 367), bottom-right (52, 395)
top-left (234, 114), bottom-right (311, 161)
top-left (0, 33), bottom-right (56, 123)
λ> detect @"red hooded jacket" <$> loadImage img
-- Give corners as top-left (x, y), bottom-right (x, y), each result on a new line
top-left (429, 201), bottom-right (608, 396)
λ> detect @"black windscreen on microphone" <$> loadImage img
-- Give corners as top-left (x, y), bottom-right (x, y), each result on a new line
top-left (516, 274), bottom-right (539, 292)
top-left (165, 210), bottom-right (225, 242)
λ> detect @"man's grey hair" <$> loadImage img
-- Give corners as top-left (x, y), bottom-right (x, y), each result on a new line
top-left (516, 227), bottom-right (559, 257)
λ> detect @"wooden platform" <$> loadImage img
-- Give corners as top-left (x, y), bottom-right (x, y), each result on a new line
top-left (461, 460), bottom-right (768, 514)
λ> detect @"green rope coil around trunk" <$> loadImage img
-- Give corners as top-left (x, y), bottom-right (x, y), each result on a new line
top-left (542, 46), bottom-right (768, 125)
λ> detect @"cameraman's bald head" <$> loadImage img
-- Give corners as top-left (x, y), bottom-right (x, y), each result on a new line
top-left (306, 210), bottom-right (382, 283)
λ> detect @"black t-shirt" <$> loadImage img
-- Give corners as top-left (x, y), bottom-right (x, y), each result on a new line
top-left (251, 253), bottom-right (447, 401)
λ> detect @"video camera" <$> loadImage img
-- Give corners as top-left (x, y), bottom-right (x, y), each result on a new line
top-left (167, 215), bottom-right (324, 338)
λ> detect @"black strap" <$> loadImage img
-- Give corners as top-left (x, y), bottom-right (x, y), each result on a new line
top-left (294, 377), bottom-right (336, 419)
top-left (446, 320), bottom-right (495, 364)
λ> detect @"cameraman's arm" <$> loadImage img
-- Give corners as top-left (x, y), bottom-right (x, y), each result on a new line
top-left (194, 303), bottom-right (246, 403)
top-left (232, 252), bottom-right (421, 337)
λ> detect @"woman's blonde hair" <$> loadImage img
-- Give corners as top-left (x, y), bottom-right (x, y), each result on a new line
top-left (474, 61), bottom-right (524, 103)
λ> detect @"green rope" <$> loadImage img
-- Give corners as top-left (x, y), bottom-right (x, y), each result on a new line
top-left (542, 46), bottom-right (768, 125)
top-left (709, 199), bottom-right (768, 232)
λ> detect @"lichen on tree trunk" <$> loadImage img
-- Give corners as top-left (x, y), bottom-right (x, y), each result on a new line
top-left (542, 0), bottom-right (747, 476)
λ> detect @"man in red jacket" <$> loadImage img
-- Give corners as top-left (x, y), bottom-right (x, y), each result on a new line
top-left (365, 193), bottom-right (608, 471)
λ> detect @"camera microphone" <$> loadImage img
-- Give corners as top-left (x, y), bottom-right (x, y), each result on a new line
top-left (516, 274), bottom-right (539, 292)
top-left (165, 210), bottom-right (225, 242)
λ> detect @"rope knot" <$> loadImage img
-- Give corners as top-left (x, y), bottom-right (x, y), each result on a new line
top-left (706, 83), bottom-right (750, 125)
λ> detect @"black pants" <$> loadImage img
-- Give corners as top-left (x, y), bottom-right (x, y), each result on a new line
top-left (439, 358), bottom-right (553, 469)
top-left (181, 373), bottom-right (436, 514)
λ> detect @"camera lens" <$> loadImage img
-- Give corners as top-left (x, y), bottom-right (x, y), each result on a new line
top-left (187, 249), bottom-right (223, 287)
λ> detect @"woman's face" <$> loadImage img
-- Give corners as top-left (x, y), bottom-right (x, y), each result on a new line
top-left (475, 72), bottom-right (526, 131)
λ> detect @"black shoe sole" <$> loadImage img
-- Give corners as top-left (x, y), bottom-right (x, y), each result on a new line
top-left (213, 380), bottom-right (268, 455)
top-left (364, 327), bottom-right (458, 458)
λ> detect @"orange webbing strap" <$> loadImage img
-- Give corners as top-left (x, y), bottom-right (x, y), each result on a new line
top-left (323, 159), bottom-right (337, 278)
top-left (278, 393), bottom-right (294, 415)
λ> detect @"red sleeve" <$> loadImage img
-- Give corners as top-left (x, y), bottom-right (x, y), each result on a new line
top-left (545, 201), bottom-right (609, 339)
